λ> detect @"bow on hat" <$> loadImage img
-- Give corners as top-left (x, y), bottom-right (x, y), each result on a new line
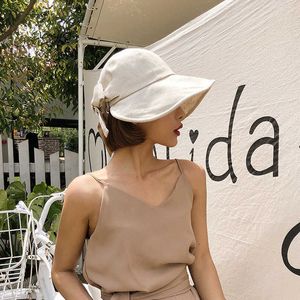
top-left (91, 82), bottom-right (110, 138)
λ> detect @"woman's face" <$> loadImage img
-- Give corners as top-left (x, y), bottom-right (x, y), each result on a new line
top-left (137, 106), bottom-right (185, 147)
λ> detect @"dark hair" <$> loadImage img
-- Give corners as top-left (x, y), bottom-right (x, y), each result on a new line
top-left (95, 101), bottom-right (146, 153)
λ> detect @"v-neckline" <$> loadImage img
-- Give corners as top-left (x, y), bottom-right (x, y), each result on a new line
top-left (104, 172), bottom-right (185, 208)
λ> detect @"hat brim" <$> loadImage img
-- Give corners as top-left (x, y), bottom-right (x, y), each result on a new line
top-left (110, 74), bottom-right (215, 122)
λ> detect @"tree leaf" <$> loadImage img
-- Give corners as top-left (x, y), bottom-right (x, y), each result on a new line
top-left (0, 190), bottom-right (8, 211)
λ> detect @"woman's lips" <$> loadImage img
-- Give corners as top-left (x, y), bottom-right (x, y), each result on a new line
top-left (174, 129), bottom-right (180, 136)
top-left (175, 124), bottom-right (183, 131)
top-left (174, 124), bottom-right (183, 136)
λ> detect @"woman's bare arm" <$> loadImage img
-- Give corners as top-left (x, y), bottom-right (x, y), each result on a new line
top-left (185, 161), bottom-right (226, 300)
top-left (51, 175), bottom-right (96, 300)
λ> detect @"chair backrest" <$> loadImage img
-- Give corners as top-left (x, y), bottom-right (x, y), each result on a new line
top-left (0, 209), bottom-right (35, 296)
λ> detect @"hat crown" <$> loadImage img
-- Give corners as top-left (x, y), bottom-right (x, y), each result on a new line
top-left (100, 48), bottom-right (174, 101)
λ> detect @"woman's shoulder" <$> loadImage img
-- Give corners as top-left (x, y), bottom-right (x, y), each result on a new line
top-left (63, 173), bottom-right (104, 212)
top-left (176, 159), bottom-right (206, 194)
top-left (66, 172), bottom-right (102, 194)
top-left (176, 158), bottom-right (205, 173)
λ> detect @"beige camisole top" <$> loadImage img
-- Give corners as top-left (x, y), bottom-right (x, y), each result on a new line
top-left (83, 159), bottom-right (197, 298)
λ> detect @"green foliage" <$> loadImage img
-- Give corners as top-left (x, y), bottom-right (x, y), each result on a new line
top-left (0, 179), bottom-right (63, 243)
top-left (27, 182), bottom-right (62, 239)
top-left (48, 127), bottom-right (79, 154)
top-left (0, 179), bottom-right (63, 276)
top-left (0, 0), bottom-right (32, 32)
top-left (0, 0), bottom-right (110, 134)
top-left (6, 180), bottom-right (27, 206)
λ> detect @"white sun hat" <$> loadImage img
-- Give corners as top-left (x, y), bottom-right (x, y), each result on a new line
top-left (91, 48), bottom-right (215, 137)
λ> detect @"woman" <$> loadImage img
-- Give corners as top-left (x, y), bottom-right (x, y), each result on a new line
top-left (52, 48), bottom-right (226, 300)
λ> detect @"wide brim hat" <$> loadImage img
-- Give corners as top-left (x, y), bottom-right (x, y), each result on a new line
top-left (109, 74), bottom-right (215, 122)
top-left (91, 48), bottom-right (215, 136)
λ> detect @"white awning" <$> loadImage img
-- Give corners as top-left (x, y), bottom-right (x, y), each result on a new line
top-left (80, 0), bottom-right (223, 47)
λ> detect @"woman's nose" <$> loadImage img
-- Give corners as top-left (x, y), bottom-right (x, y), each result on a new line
top-left (176, 106), bottom-right (185, 120)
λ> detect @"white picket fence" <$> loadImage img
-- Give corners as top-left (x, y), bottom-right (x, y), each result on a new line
top-left (0, 134), bottom-right (79, 192)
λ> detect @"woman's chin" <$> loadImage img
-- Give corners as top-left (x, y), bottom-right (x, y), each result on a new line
top-left (158, 139), bottom-right (178, 148)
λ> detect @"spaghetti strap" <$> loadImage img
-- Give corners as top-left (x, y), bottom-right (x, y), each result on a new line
top-left (175, 158), bottom-right (183, 174)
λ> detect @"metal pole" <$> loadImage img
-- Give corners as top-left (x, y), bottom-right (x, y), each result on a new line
top-left (78, 38), bottom-right (85, 175)
top-left (93, 45), bottom-right (116, 70)
top-left (80, 38), bottom-right (132, 49)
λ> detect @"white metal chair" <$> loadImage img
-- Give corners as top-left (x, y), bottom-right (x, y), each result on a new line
top-left (0, 192), bottom-right (101, 299)
top-left (0, 203), bottom-right (37, 299)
